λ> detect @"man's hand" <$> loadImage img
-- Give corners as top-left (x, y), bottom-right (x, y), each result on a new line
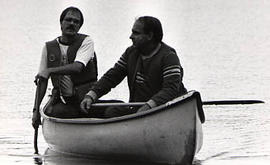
top-left (80, 95), bottom-right (94, 114)
top-left (137, 103), bottom-right (151, 112)
top-left (32, 110), bottom-right (41, 129)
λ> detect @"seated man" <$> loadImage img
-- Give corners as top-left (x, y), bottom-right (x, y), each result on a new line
top-left (80, 16), bottom-right (187, 118)
top-left (32, 7), bottom-right (98, 129)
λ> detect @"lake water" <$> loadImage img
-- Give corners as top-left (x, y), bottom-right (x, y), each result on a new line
top-left (0, 0), bottom-right (270, 164)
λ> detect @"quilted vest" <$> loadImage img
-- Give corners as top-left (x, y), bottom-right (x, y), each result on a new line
top-left (46, 34), bottom-right (97, 88)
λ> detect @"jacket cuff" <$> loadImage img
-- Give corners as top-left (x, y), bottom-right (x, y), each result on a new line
top-left (146, 99), bottom-right (157, 108)
top-left (85, 90), bottom-right (98, 102)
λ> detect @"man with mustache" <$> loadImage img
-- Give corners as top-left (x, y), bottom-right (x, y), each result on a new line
top-left (80, 16), bottom-right (187, 117)
top-left (32, 7), bottom-right (97, 128)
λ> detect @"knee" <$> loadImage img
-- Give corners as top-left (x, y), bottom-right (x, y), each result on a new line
top-left (44, 103), bottom-right (69, 118)
top-left (44, 105), bottom-right (54, 116)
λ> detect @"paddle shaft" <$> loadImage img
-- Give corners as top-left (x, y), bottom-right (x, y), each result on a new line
top-left (91, 99), bottom-right (264, 107)
top-left (33, 79), bottom-right (41, 154)
top-left (203, 100), bottom-right (264, 105)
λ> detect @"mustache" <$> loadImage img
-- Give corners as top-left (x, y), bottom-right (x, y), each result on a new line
top-left (66, 26), bottom-right (75, 30)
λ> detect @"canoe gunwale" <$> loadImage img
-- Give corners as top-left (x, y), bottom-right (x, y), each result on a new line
top-left (40, 90), bottom-right (204, 124)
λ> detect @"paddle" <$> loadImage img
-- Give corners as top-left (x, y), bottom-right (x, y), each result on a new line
top-left (91, 99), bottom-right (264, 107)
top-left (202, 100), bottom-right (264, 105)
top-left (34, 128), bottom-right (39, 154)
top-left (33, 78), bottom-right (41, 155)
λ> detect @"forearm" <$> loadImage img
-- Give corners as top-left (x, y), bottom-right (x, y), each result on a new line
top-left (87, 51), bottom-right (128, 99)
top-left (49, 62), bottom-right (84, 75)
top-left (33, 79), bottom-right (48, 113)
top-left (151, 77), bottom-right (183, 106)
top-left (32, 78), bottom-right (48, 128)
top-left (37, 80), bottom-right (48, 106)
top-left (91, 64), bottom-right (127, 98)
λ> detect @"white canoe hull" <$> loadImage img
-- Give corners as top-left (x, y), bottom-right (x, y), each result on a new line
top-left (41, 91), bottom-right (204, 164)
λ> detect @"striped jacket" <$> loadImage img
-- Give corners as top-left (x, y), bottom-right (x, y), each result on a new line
top-left (91, 42), bottom-right (186, 106)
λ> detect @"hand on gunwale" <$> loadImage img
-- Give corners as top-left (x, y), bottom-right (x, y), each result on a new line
top-left (80, 95), bottom-right (94, 114)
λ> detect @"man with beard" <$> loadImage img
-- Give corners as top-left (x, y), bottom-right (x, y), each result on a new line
top-left (32, 7), bottom-right (98, 129)
top-left (80, 16), bottom-right (187, 117)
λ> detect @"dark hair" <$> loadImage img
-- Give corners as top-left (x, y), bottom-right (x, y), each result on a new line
top-left (60, 7), bottom-right (84, 27)
top-left (137, 16), bottom-right (163, 43)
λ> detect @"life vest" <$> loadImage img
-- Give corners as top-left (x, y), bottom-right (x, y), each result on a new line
top-left (46, 34), bottom-right (97, 89)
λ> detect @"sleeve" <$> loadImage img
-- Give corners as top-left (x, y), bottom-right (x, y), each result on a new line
top-left (74, 36), bottom-right (95, 66)
top-left (38, 45), bottom-right (48, 74)
top-left (150, 52), bottom-right (185, 106)
top-left (90, 50), bottom-right (129, 98)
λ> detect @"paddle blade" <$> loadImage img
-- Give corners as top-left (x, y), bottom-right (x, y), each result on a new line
top-left (34, 128), bottom-right (39, 154)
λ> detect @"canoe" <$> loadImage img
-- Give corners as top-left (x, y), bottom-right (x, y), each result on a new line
top-left (40, 90), bottom-right (205, 165)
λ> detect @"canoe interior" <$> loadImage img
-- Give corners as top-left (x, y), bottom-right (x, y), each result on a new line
top-left (41, 90), bottom-right (205, 124)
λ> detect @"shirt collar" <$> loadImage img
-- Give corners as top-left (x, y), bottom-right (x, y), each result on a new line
top-left (141, 43), bottom-right (161, 60)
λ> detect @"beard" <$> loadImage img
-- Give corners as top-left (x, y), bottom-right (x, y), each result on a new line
top-left (62, 25), bottom-right (78, 36)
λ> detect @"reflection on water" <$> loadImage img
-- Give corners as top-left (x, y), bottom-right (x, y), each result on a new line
top-left (33, 148), bottom-right (270, 165)
top-left (33, 155), bottom-right (42, 165)
top-left (34, 149), bottom-right (171, 165)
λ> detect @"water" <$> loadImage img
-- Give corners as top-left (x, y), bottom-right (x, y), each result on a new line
top-left (0, 0), bottom-right (270, 164)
